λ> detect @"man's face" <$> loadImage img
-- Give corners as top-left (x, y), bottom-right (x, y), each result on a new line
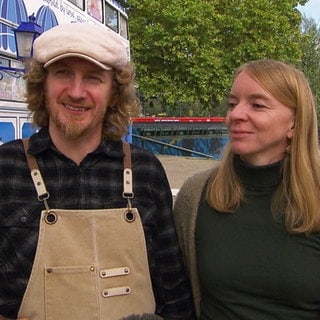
top-left (44, 57), bottom-right (114, 140)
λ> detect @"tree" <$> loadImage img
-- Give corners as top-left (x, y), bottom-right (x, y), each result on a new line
top-left (128, 0), bottom-right (306, 116)
top-left (298, 15), bottom-right (320, 118)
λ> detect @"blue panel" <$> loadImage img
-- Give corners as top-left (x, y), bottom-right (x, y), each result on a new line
top-left (123, 124), bottom-right (132, 143)
top-left (22, 122), bottom-right (39, 138)
top-left (0, 0), bottom-right (28, 52)
top-left (0, 121), bottom-right (15, 143)
top-left (36, 6), bottom-right (58, 31)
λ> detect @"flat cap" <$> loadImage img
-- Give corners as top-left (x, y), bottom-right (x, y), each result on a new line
top-left (33, 23), bottom-right (128, 70)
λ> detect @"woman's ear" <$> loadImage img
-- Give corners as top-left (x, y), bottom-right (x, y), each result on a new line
top-left (287, 118), bottom-right (295, 139)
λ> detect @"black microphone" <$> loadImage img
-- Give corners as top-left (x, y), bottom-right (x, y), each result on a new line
top-left (121, 314), bottom-right (163, 320)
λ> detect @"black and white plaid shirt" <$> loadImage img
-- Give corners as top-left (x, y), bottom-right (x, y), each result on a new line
top-left (0, 127), bottom-right (196, 319)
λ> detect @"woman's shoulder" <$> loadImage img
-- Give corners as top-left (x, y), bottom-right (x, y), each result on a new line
top-left (174, 167), bottom-right (216, 211)
top-left (181, 168), bottom-right (215, 194)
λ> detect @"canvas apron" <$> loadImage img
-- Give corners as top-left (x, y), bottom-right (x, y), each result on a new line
top-left (18, 140), bottom-right (155, 320)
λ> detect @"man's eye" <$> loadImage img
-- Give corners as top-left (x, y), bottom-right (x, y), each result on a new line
top-left (86, 75), bottom-right (103, 83)
top-left (54, 69), bottom-right (69, 76)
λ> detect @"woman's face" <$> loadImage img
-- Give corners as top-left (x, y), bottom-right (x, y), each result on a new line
top-left (226, 70), bottom-right (295, 166)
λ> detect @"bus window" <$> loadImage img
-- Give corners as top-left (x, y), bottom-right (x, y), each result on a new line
top-left (67, 0), bottom-right (84, 10)
top-left (22, 123), bottom-right (39, 138)
top-left (88, 0), bottom-right (103, 22)
top-left (120, 13), bottom-right (128, 40)
top-left (105, 2), bottom-right (118, 33)
top-left (0, 122), bottom-right (15, 143)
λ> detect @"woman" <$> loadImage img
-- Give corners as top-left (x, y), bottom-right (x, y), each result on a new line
top-left (174, 59), bottom-right (320, 319)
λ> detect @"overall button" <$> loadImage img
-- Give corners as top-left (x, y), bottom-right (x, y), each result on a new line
top-left (44, 211), bottom-right (57, 224)
top-left (124, 210), bottom-right (135, 222)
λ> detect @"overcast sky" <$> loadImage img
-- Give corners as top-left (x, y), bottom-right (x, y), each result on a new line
top-left (297, 0), bottom-right (320, 25)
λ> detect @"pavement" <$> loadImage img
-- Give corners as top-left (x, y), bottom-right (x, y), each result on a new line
top-left (157, 155), bottom-right (218, 189)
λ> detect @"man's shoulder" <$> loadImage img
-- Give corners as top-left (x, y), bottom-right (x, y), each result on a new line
top-left (0, 139), bottom-right (23, 155)
top-left (0, 139), bottom-right (27, 178)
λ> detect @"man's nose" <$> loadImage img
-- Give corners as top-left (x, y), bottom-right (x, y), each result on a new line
top-left (67, 77), bottom-right (86, 99)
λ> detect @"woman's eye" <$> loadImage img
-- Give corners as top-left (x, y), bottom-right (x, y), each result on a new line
top-left (228, 102), bottom-right (236, 109)
top-left (252, 103), bottom-right (266, 109)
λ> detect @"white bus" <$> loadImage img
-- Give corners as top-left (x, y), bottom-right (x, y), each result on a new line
top-left (0, 0), bottom-right (129, 142)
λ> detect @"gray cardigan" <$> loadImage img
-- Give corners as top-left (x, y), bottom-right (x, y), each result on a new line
top-left (173, 168), bottom-right (215, 318)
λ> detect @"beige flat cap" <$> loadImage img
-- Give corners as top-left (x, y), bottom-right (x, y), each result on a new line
top-left (33, 23), bottom-right (128, 70)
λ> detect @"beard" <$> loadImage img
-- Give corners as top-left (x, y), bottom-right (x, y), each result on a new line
top-left (56, 119), bottom-right (88, 139)
top-left (48, 107), bottom-right (92, 139)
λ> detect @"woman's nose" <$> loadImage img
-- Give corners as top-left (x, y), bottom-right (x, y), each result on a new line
top-left (228, 103), bottom-right (248, 120)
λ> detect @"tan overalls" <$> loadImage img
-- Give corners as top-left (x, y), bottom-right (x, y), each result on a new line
top-left (18, 140), bottom-right (155, 320)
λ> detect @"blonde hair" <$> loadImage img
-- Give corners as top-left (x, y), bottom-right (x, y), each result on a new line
top-left (24, 60), bottom-right (141, 141)
top-left (206, 59), bottom-right (320, 233)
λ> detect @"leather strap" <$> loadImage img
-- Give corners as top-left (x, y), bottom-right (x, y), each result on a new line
top-left (122, 141), bottom-right (131, 170)
top-left (22, 138), bottom-right (39, 171)
top-left (122, 141), bottom-right (134, 203)
top-left (22, 138), bottom-right (134, 206)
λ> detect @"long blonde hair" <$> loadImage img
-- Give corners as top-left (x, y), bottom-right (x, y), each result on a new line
top-left (206, 59), bottom-right (320, 233)
top-left (24, 60), bottom-right (141, 141)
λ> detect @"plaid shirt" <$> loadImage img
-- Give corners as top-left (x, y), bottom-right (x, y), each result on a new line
top-left (0, 127), bottom-right (195, 319)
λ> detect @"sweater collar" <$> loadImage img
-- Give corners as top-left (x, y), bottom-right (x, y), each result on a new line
top-left (234, 155), bottom-right (282, 189)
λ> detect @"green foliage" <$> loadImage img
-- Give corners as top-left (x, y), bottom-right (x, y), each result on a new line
top-left (128, 0), bottom-right (306, 116)
top-left (298, 15), bottom-right (320, 119)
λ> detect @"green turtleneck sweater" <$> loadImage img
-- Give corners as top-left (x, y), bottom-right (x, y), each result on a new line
top-left (195, 158), bottom-right (320, 319)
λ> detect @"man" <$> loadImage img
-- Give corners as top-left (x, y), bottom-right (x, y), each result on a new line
top-left (0, 23), bottom-right (195, 320)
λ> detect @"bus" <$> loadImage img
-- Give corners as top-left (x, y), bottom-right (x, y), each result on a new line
top-left (0, 0), bottom-right (129, 143)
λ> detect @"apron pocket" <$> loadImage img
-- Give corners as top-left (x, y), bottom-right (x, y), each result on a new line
top-left (45, 265), bottom-right (99, 320)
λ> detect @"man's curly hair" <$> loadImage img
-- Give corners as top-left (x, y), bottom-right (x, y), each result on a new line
top-left (24, 59), bottom-right (141, 141)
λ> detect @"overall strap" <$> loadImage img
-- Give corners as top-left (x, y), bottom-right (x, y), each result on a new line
top-left (22, 138), bottom-right (38, 171)
top-left (22, 138), bottom-right (50, 210)
top-left (22, 138), bottom-right (133, 210)
top-left (122, 141), bottom-right (134, 209)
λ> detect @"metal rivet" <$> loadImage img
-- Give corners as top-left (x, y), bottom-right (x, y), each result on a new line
top-left (90, 266), bottom-right (95, 271)
top-left (124, 210), bottom-right (135, 222)
top-left (47, 268), bottom-right (53, 273)
top-left (45, 211), bottom-right (57, 225)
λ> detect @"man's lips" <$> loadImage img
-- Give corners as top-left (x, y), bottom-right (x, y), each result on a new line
top-left (63, 103), bottom-right (89, 112)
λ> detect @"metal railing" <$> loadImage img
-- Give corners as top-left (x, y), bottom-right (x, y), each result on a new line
top-left (132, 133), bottom-right (218, 159)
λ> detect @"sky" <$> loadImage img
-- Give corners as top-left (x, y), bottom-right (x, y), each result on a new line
top-left (297, 0), bottom-right (320, 25)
